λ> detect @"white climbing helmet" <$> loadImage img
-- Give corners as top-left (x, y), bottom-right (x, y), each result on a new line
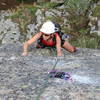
top-left (40, 21), bottom-right (57, 34)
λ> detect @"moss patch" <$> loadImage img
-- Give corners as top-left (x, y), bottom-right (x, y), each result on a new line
top-left (92, 5), bottom-right (100, 17)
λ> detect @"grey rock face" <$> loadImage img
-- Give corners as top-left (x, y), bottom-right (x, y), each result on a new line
top-left (0, 43), bottom-right (100, 100)
top-left (35, 9), bottom-right (45, 29)
top-left (89, 16), bottom-right (100, 35)
top-left (26, 24), bottom-right (36, 39)
top-left (45, 11), bottom-right (55, 17)
top-left (0, 14), bottom-right (21, 44)
top-left (0, 11), bottom-right (11, 20)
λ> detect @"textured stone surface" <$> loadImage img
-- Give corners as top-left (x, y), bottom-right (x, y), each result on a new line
top-left (0, 11), bottom-right (21, 44)
top-left (0, 43), bottom-right (100, 100)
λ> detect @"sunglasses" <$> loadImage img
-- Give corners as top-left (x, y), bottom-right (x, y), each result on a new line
top-left (44, 34), bottom-right (51, 36)
top-left (44, 33), bottom-right (54, 36)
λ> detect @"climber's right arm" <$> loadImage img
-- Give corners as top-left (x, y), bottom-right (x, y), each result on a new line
top-left (22, 32), bottom-right (42, 56)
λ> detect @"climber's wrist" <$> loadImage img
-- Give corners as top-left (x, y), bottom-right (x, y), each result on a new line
top-left (24, 49), bottom-right (28, 52)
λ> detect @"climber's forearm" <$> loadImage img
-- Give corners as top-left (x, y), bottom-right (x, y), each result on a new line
top-left (23, 42), bottom-right (29, 52)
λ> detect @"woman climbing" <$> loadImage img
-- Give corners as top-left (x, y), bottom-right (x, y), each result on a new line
top-left (22, 21), bottom-right (76, 56)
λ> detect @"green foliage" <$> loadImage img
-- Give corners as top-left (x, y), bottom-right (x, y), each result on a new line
top-left (15, 5), bottom-right (37, 17)
top-left (40, 2), bottom-right (59, 9)
top-left (70, 35), bottom-right (100, 49)
top-left (25, 5), bottom-right (37, 17)
top-left (8, 5), bottom-right (38, 33)
top-left (91, 0), bottom-right (99, 3)
top-left (64, 0), bottom-right (92, 35)
top-left (92, 5), bottom-right (100, 17)
top-left (67, 15), bottom-right (89, 32)
top-left (65, 0), bottom-right (91, 15)
top-left (79, 28), bottom-right (90, 35)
